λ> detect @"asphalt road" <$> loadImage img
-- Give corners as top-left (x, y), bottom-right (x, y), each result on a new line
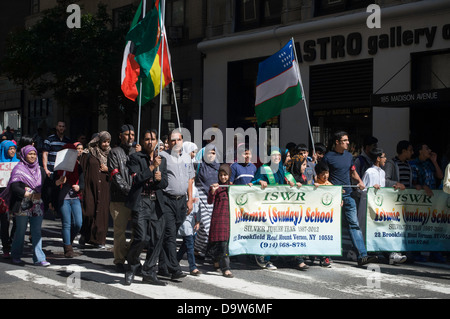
top-left (1, 216), bottom-right (449, 305)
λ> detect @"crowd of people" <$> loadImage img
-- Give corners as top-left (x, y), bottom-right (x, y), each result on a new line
top-left (0, 121), bottom-right (449, 286)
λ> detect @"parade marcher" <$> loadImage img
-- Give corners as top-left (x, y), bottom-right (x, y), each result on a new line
top-left (293, 144), bottom-right (316, 185)
top-left (0, 145), bottom-right (49, 266)
top-left (230, 145), bottom-right (257, 185)
top-left (443, 163), bottom-right (450, 194)
top-left (42, 121), bottom-right (71, 215)
top-left (0, 140), bottom-right (19, 257)
top-left (79, 131), bottom-right (111, 249)
top-left (158, 129), bottom-right (195, 280)
top-left (208, 164), bottom-right (233, 278)
top-left (55, 144), bottom-right (84, 258)
top-left (250, 147), bottom-right (297, 270)
top-left (409, 143), bottom-right (444, 262)
top-left (177, 175), bottom-right (202, 276)
top-left (410, 143), bottom-right (443, 197)
top-left (323, 131), bottom-right (378, 267)
top-left (107, 124), bottom-right (136, 272)
top-left (285, 153), bottom-right (310, 270)
top-left (124, 130), bottom-right (168, 286)
top-left (359, 147), bottom-right (407, 265)
top-left (312, 161), bottom-right (333, 267)
top-left (383, 140), bottom-right (413, 190)
top-left (354, 136), bottom-right (378, 179)
top-left (194, 143), bottom-right (219, 258)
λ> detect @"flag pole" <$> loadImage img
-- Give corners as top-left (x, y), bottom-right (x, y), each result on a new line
top-left (137, 0), bottom-right (147, 143)
top-left (157, 0), bottom-right (165, 150)
top-left (291, 37), bottom-right (315, 156)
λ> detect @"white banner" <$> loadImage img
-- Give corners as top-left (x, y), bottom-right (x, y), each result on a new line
top-left (0, 162), bottom-right (18, 187)
top-left (366, 188), bottom-right (450, 252)
top-left (228, 185), bottom-right (342, 256)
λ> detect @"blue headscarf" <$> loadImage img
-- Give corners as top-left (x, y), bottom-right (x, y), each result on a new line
top-left (0, 140), bottom-right (19, 162)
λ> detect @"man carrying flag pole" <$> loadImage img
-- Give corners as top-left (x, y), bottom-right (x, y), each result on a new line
top-left (255, 39), bottom-right (315, 155)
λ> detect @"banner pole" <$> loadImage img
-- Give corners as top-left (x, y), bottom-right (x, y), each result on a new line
top-left (291, 37), bottom-right (315, 156)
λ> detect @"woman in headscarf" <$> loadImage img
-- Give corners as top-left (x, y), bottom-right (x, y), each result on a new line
top-left (193, 143), bottom-right (220, 258)
top-left (0, 140), bottom-right (19, 257)
top-left (0, 140), bottom-right (19, 163)
top-left (79, 131), bottom-right (111, 248)
top-left (0, 145), bottom-right (49, 266)
top-left (249, 147), bottom-right (298, 270)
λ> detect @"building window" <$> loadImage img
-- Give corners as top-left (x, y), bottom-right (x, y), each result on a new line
top-left (314, 0), bottom-right (371, 17)
top-left (411, 49), bottom-right (450, 90)
top-left (112, 5), bottom-right (135, 30)
top-left (167, 0), bottom-right (185, 27)
top-left (235, 0), bottom-right (282, 32)
top-left (30, 0), bottom-right (40, 14)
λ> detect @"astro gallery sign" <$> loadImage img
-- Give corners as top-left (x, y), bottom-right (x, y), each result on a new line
top-left (296, 24), bottom-right (450, 62)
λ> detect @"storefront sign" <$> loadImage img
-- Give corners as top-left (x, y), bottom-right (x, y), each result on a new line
top-left (228, 185), bottom-right (342, 256)
top-left (366, 188), bottom-right (450, 252)
top-left (297, 24), bottom-right (450, 63)
top-left (370, 88), bottom-right (450, 106)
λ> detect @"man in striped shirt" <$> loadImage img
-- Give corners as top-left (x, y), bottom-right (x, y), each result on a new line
top-left (384, 140), bottom-right (414, 189)
top-left (42, 120), bottom-right (71, 213)
top-left (42, 120), bottom-right (71, 176)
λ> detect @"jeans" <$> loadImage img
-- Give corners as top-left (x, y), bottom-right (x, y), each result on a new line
top-left (177, 235), bottom-right (197, 272)
top-left (60, 198), bottom-right (83, 245)
top-left (342, 194), bottom-right (367, 259)
top-left (11, 215), bottom-right (46, 263)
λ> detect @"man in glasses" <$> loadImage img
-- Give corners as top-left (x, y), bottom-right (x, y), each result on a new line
top-left (323, 131), bottom-right (378, 267)
top-left (158, 129), bottom-right (195, 280)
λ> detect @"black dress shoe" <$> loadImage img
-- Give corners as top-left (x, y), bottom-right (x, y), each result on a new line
top-left (124, 270), bottom-right (135, 286)
top-left (171, 270), bottom-right (187, 280)
top-left (142, 273), bottom-right (167, 286)
top-left (157, 269), bottom-right (171, 277)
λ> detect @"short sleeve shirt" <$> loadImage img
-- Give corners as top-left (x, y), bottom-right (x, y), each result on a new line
top-left (160, 149), bottom-right (195, 196)
top-left (43, 134), bottom-right (71, 172)
top-left (323, 150), bottom-right (355, 194)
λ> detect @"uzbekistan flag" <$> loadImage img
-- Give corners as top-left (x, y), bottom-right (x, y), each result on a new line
top-left (255, 40), bottom-right (303, 126)
top-left (123, 0), bottom-right (172, 104)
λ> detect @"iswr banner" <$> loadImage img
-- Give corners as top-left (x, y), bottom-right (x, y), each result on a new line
top-left (366, 188), bottom-right (450, 252)
top-left (228, 185), bottom-right (342, 256)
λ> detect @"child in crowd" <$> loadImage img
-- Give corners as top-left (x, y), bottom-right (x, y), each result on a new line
top-left (358, 148), bottom-right (407, 265)
top-left (177, 184), bottom-right (202, 276)
top-left (312, 161), bottom-right (333, 267)
top-left (208, 164), bottom-right (233, 278)
top-left (314, 161), bottom-right (333, 186)
top-left (230, 145), bottom-right (257, 185)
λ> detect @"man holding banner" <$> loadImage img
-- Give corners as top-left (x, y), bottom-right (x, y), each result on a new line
top-left (323, 131), bottom-right (378, 267)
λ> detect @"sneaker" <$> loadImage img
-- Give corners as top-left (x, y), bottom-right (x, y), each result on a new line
top-left (265, 261), bottom-right (277, 270)
top-left (12, 258), bottom-right (23, 264)
top-left (255, 255), bottom-right (267, 269)
top-left (35, 260), bottom-right (51, 267)
top-left (389, 252), bottom-right (407, 265)
top-left (357, 255), bottom-right (378, 267)
top-left (320, 257), bottom-right (332, 268)
top-left (2, 252), bottom-right (10, 259)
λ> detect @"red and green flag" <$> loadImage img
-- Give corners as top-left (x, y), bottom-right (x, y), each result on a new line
top-left (121, 0), bottom-right (172, 105)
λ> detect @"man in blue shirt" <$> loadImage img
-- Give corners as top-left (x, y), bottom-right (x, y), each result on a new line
top-left (230, 145), bottom-right (257, 185)
top-left (323, 131), bottom-right (378, 267)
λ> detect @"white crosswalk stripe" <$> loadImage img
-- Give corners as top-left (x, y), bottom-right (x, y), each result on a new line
top-left (3, 230), bottom-right (449, 299)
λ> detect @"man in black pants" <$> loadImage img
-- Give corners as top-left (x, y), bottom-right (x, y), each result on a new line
top-left (124, 130), bottom-right (168, 286)
top-left (158, 129), bottom-right (195, 280)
